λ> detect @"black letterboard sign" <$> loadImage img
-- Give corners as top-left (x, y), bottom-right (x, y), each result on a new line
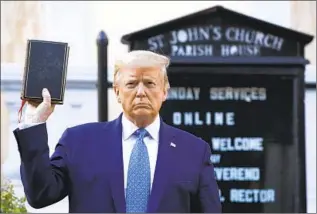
top-left (160, 73), bottom-right (295, 213)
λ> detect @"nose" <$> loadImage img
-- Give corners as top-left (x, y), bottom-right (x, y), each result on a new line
top-left (136, 83), bottom-right (146, 97)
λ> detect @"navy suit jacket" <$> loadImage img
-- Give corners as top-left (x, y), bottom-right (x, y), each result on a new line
top-left (13, 114), bottom-right (221, 213)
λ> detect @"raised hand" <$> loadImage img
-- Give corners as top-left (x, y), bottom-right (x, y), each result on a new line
top-left (24, 88), bottom-right (55, 124)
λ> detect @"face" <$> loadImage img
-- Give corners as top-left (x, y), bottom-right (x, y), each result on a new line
top-left (114, 67), bottom-right (168, 124)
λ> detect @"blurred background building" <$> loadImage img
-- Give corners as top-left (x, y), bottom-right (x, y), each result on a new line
top-left (1, 1), bottom-right (316, 213)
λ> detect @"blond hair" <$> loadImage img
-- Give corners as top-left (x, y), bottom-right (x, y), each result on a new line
top-left (113, 50), bottom-right (170, 90)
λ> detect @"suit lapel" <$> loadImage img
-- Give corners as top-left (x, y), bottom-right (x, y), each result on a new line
top-left (147, 120), bottom-right (175, 213)
top-left (108, 114), bottom-right (126, 213)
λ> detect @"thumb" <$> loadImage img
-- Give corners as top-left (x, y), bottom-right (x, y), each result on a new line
top-left (42, 88), bottom-right (51, 105)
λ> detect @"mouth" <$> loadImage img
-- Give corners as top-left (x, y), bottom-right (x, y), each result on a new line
top-left (134, 104), bottom-right (151, 109)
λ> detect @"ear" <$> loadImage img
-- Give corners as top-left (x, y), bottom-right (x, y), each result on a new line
top-left (113, 85), bottom-right (119, 96)
top-left (162, 89), bottom-right (168, 102)
top-left (113, 86), bottom-right (121, 103)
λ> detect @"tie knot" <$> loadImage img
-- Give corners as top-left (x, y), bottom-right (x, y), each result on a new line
top-left (134, 128), bottom-right (149, 139)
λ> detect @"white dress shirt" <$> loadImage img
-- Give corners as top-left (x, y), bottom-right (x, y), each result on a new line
top-left (121, 114), bottom-right (160, 191)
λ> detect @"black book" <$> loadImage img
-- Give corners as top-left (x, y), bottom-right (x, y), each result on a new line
top-left (21, 39), bottom-right (70, 104)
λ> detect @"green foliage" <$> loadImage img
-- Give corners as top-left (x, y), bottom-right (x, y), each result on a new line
top-left (1, 178), bottom-right (27, 213)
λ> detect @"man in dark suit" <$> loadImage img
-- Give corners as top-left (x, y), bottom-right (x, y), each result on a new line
top-left (13, 50), bottom-right (221, 213)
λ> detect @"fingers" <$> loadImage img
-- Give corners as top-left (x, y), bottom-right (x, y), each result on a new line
top-left (23, 88), bottom-right (55, 123)
top-left (27, 101), bottom-right (40, 108)
top-left (27, 88), bottom-right (51, 107)
top-left (42, 88), bottom-right (51, 106)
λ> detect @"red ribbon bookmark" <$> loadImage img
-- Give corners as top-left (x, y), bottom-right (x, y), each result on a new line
top-left (18, 100), bottom-right (26, 123)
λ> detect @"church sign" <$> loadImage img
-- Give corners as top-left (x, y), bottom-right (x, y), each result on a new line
top-left (147, 25), bottom-right (286, 57)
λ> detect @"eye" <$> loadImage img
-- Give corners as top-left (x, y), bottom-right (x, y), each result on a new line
top-left (125, 81), bottom-right (136, 88)
top-left (146, 81), bottom-right (156, 86)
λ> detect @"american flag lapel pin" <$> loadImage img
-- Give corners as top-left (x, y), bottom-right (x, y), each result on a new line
top-left (170, 142), bottom-right (176, 148)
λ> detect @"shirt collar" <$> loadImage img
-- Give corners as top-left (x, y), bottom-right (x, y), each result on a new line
top-left (122, 114), bottom-right (160, 141)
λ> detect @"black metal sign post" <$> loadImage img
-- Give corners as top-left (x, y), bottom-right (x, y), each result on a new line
top-left (120, 6), bottom-right (313, 213)
top-left (96, 30), bottom-right (109, 122)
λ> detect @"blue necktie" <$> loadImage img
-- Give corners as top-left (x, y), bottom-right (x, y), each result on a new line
top-left (126, 128), bottom-right (151, 213)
